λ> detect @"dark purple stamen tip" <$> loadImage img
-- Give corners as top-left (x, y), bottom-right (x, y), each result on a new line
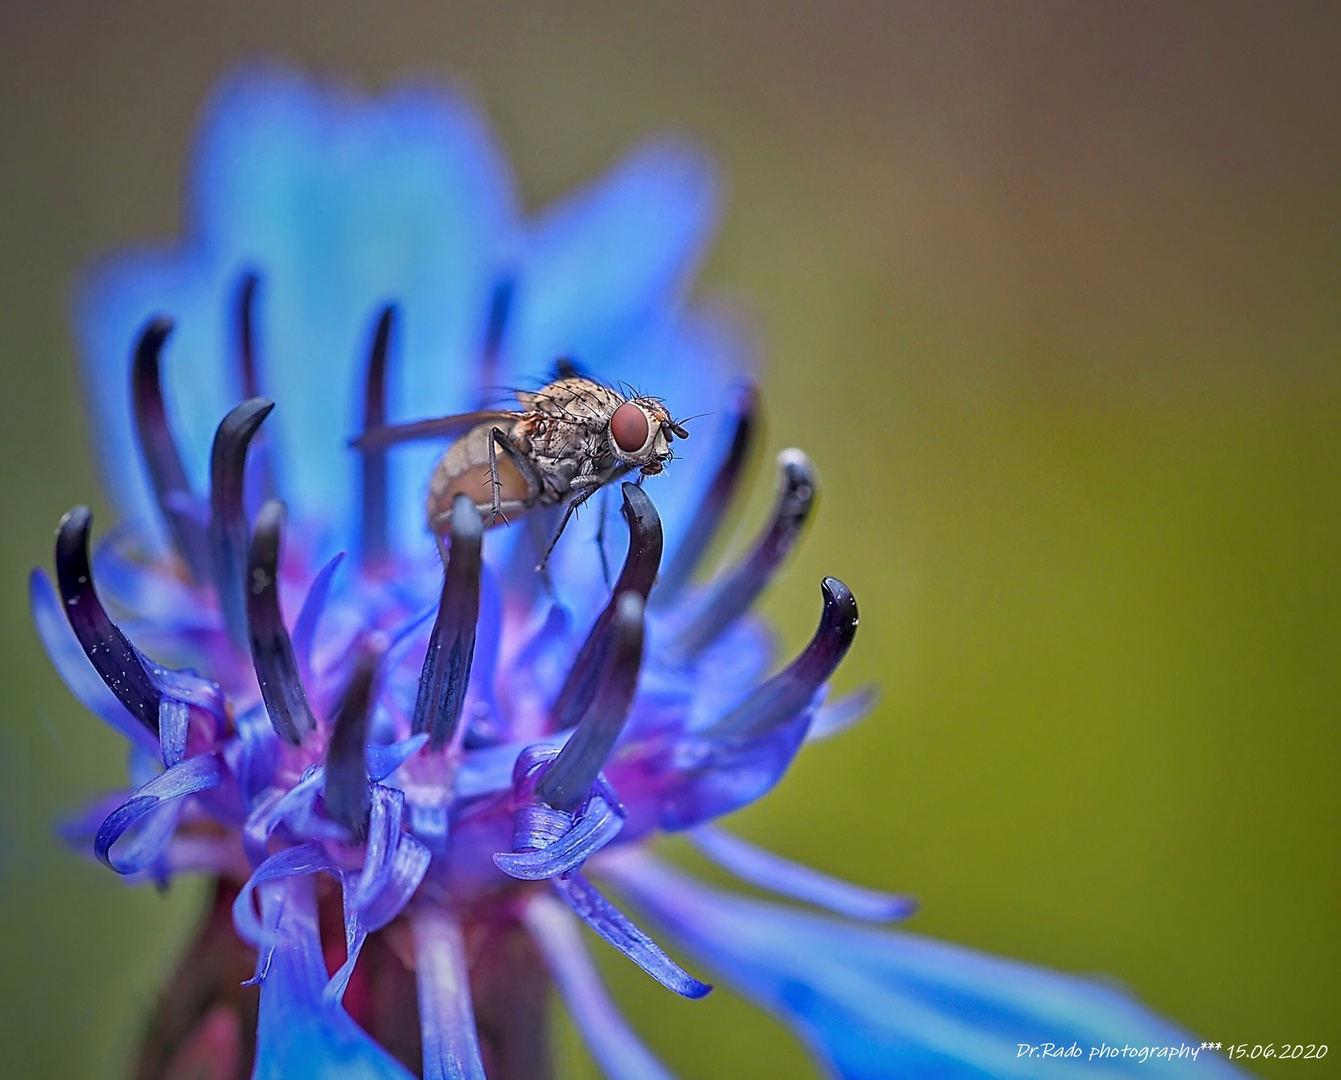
top-left (235, 272), bottom-right (261, 399)
top-left (209, 397), bottom-right (274, 651)
top-left (131, 316), bottom-right (210, 581)
top-left (537, 592), bottom-right (644, 813)
top-left (54, 506), bottom-right (161, 734)
top-left (656, 379), bottom-right (758, 603)
top-left (676, 448), bottom-right (816, 657)
top-left (325, 645), bottom-right (380, 841)
top-left (359, 305), bottom-right (396, 564)
top-left (412, 495), bottom-right (483, 750)
top-left (711, 576), bottom-right (858, 738)
top-left (550, 483), bottom-right (662, 732)
top-left (246, 499), bottom-right (317, 746)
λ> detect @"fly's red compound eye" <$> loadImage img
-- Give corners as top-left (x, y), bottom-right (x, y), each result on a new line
top-left (611, 402), bottom-right (650, 454)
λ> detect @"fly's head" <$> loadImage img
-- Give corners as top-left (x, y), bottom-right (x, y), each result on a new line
top-left (608, 396), bottom-right (688, 475)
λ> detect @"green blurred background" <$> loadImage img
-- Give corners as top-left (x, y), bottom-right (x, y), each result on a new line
top-left (2, 3), bottom-right (1337, 1077)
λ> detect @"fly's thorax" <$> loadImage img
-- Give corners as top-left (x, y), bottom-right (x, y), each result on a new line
top-left (517, 378), bottom-right (624, 424)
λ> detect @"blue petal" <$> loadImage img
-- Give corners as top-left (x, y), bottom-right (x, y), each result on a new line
top-left (94, 753), bottom-right (223, 874)
top-left (687, 825), bottom-right (916, 923)
top-left (607, 854), bottom-right (1249, 1080)
top-left (510, 140), bottom-right (719, 380)
top-left (523, 892), bottom-right (677, 1080)
top-left (657, 714), bottom-right (811, 831)
top-left (252, 873), bottom-right (415, 1080)
top-left (75, 64), bottom-right (517, 560)
top-left (293, 550), bottom-right (346, 678)
top-left (412, 905), bottom-right (488, 1080)
top-left (494, 793), bottom-right (625, 881)
top-left (234, 842), bottom-right (339, 947)
top-left (366, 733), bottom-right (429, 782)
top-left (327, 786), bottom-right (430, 1005)
top-left (806, 685), bottom-right (880, 743)
top-left (552, 872), bottom-right (711, 999)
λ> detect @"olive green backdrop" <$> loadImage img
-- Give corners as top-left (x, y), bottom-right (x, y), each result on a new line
top-left (1, 3), bottom-right (1337, 1077)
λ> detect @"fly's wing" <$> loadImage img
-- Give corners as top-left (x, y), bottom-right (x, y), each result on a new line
top-left (350, 410), bottom-right (520, 451)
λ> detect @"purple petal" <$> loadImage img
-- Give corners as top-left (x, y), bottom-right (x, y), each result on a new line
top-left (351, 784), bottom-right (404, 906)
top-left (366, 733), bottom-right (429, 782)
top-left (292, 551), bottom-right (345, 680)
top-left (523, 893), bottom-right (677, 1080)
top-left (94, 753), bottom-right (223, 873)
top-left (551, 872), bottom-right (710, 999)
top-left (656, 713), bottom-right (809, 831)
top-left (242, 767), bottom-right (325, 866)
top-left (687, 825), bottom-right (916, 922)
top-left (607, 853), bottom-right (1250, 1080)
top-left (494, 794), bottom-right (625, 881)
top-left (251, 873), bottom-right (415, 1080)
top-left (157, 699), bottom-right (191, 769)
top-left (90, 535), bottom-right (213, 629)
top-left (360, 832), bottom-right (431, 934)
top-left (225, 702), bottom-right (281, 804)
top-left (232, 842), bottom-right (339, 947)
top-left (324, 792), bottom-right (430, 1008)
top-left (806, 684), bottom-right (878, 742)
top-left (413, 904), bottom-right (488, 1080)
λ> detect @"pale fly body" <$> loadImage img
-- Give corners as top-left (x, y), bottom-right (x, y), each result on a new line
top-left (353, 371), bottom-right (689, 569)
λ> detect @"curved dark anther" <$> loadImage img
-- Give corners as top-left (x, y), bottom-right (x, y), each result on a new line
top-left (359, 305), bottom-right (396, 564)
top-left (234, 272), bottom-right (275, 508)
top-left (537, 592), bottom-right (645, 812)
top-left (676, 448), bottom-right (816, 657)
top-left (477, 275), bottom-right (515, 405)
top-left (549, 484), bottom-right (662, 732)
top-left (325, 645), bottom-right (381, 841)
top-left (54, 506), bottom-right (161, 734)
top-left (656, 379), bottom-right (759, 603)
top-left (235, 272), bottom-right (261, 399)
top-left (710, 577), bottom-right (858, 739)
top-left (131, 317), bottom-right (210, 581)
top-left (412, 495), bottom-right (483, 750)
top-left (246, 499), bottom-right (317, 746)
top-left (209, 397), bottom-right (275, 651)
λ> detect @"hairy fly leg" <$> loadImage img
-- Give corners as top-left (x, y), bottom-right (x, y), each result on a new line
top-left (485, 426), bottom-right (545, 527)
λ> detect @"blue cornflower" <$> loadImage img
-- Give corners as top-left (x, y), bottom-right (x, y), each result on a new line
top-left (33, 66), bottom-right (1247, 1080)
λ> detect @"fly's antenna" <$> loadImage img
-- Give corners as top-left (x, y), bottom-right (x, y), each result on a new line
top-left (666, 410), bottom-right (711, 440)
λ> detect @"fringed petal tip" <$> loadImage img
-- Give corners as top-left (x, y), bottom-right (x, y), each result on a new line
top-left (606, 853), bottom-right (1251, 1080)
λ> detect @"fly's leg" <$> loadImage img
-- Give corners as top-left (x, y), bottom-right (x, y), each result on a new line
top-left (486, 427), bottom-right (544, 527)
top-left (537, 479), bottom-right (602, 573)
top-left (594, 483), bottom-right (613, 588)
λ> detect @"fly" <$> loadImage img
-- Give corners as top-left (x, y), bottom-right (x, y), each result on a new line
top-left (352, 368), bottom-right (689, 571)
